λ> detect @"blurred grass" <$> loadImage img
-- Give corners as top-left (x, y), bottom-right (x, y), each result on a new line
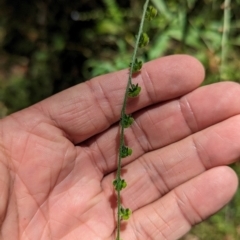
top-left (0, 0), bottom-right (240, 239)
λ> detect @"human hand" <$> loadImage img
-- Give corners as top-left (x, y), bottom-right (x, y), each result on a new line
top-left (0, 55), bottom-right (239, 239)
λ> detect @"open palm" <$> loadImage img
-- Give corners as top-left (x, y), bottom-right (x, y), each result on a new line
top-left (0, 55), bottom-right (239, 240)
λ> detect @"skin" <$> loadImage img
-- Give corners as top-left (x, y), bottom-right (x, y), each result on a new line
top-left (0, 55), bottom-right (239, 240)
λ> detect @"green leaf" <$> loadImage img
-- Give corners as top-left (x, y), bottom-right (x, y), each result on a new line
top-left (121, 114), bottom-right (134, 128)
top-left (128, 84), bottom-right (141, 98)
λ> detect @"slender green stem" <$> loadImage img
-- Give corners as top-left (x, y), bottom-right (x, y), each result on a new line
top-left (115, 1), bottom-right (150, 239)
top-left (129, 0), bottom-right (150, 88)
top-left (220, 0), bottom-right (231, 80)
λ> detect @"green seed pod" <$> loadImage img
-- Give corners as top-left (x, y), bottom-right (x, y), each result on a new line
top-left (121, 179), bottom-right (127, 189)
top-left (128, 83), bottom-right (141, 98)
top-left (146, 6), bottom-right (158, 21)
top-left (113, 178), bottom-right (127, 191)
top-left (121, 114), bottom-right (134, 128)
top-left (130, 58), bottom-right (143, 72)
top-left (139, 32), bottom-right (149, 48)
top-left (121, 145), bottom-right (132, 158)
top-left (120, 207), bottom-right (132, 220)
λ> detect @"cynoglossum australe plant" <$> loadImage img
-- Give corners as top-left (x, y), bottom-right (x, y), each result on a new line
top-left (112, 1), bottom-right (157, 239)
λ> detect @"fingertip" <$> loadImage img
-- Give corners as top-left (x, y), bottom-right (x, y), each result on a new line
top-left (178, 166), bottom-right (239, 223)
top-left (196, 166), bottom-right (238, 206)
top-left (216, 166), bottom-right (239, 197)
top-left (202, 166), bottom-right (239, 218)
top-left (143, 54), bottom-right (205, 100)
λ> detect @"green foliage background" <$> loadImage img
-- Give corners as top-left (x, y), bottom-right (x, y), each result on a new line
top-left (0, 0), bottom-right (240, 239)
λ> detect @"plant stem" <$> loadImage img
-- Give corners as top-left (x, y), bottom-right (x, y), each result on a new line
top-left (115, 0), bottom-right (150, 239)
top-left (220, 0), bottom-right (231, 80)
top-left (129, 0), bottom-right (150, 88)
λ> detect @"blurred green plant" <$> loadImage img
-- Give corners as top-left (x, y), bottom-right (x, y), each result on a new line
top-left (1, 0), bottom-right (240, 115)
top-left (83, 0), bottom-right (240, 85)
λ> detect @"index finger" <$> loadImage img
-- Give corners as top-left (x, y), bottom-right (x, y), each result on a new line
top-left (35, 55), bottom-right (205, 143)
